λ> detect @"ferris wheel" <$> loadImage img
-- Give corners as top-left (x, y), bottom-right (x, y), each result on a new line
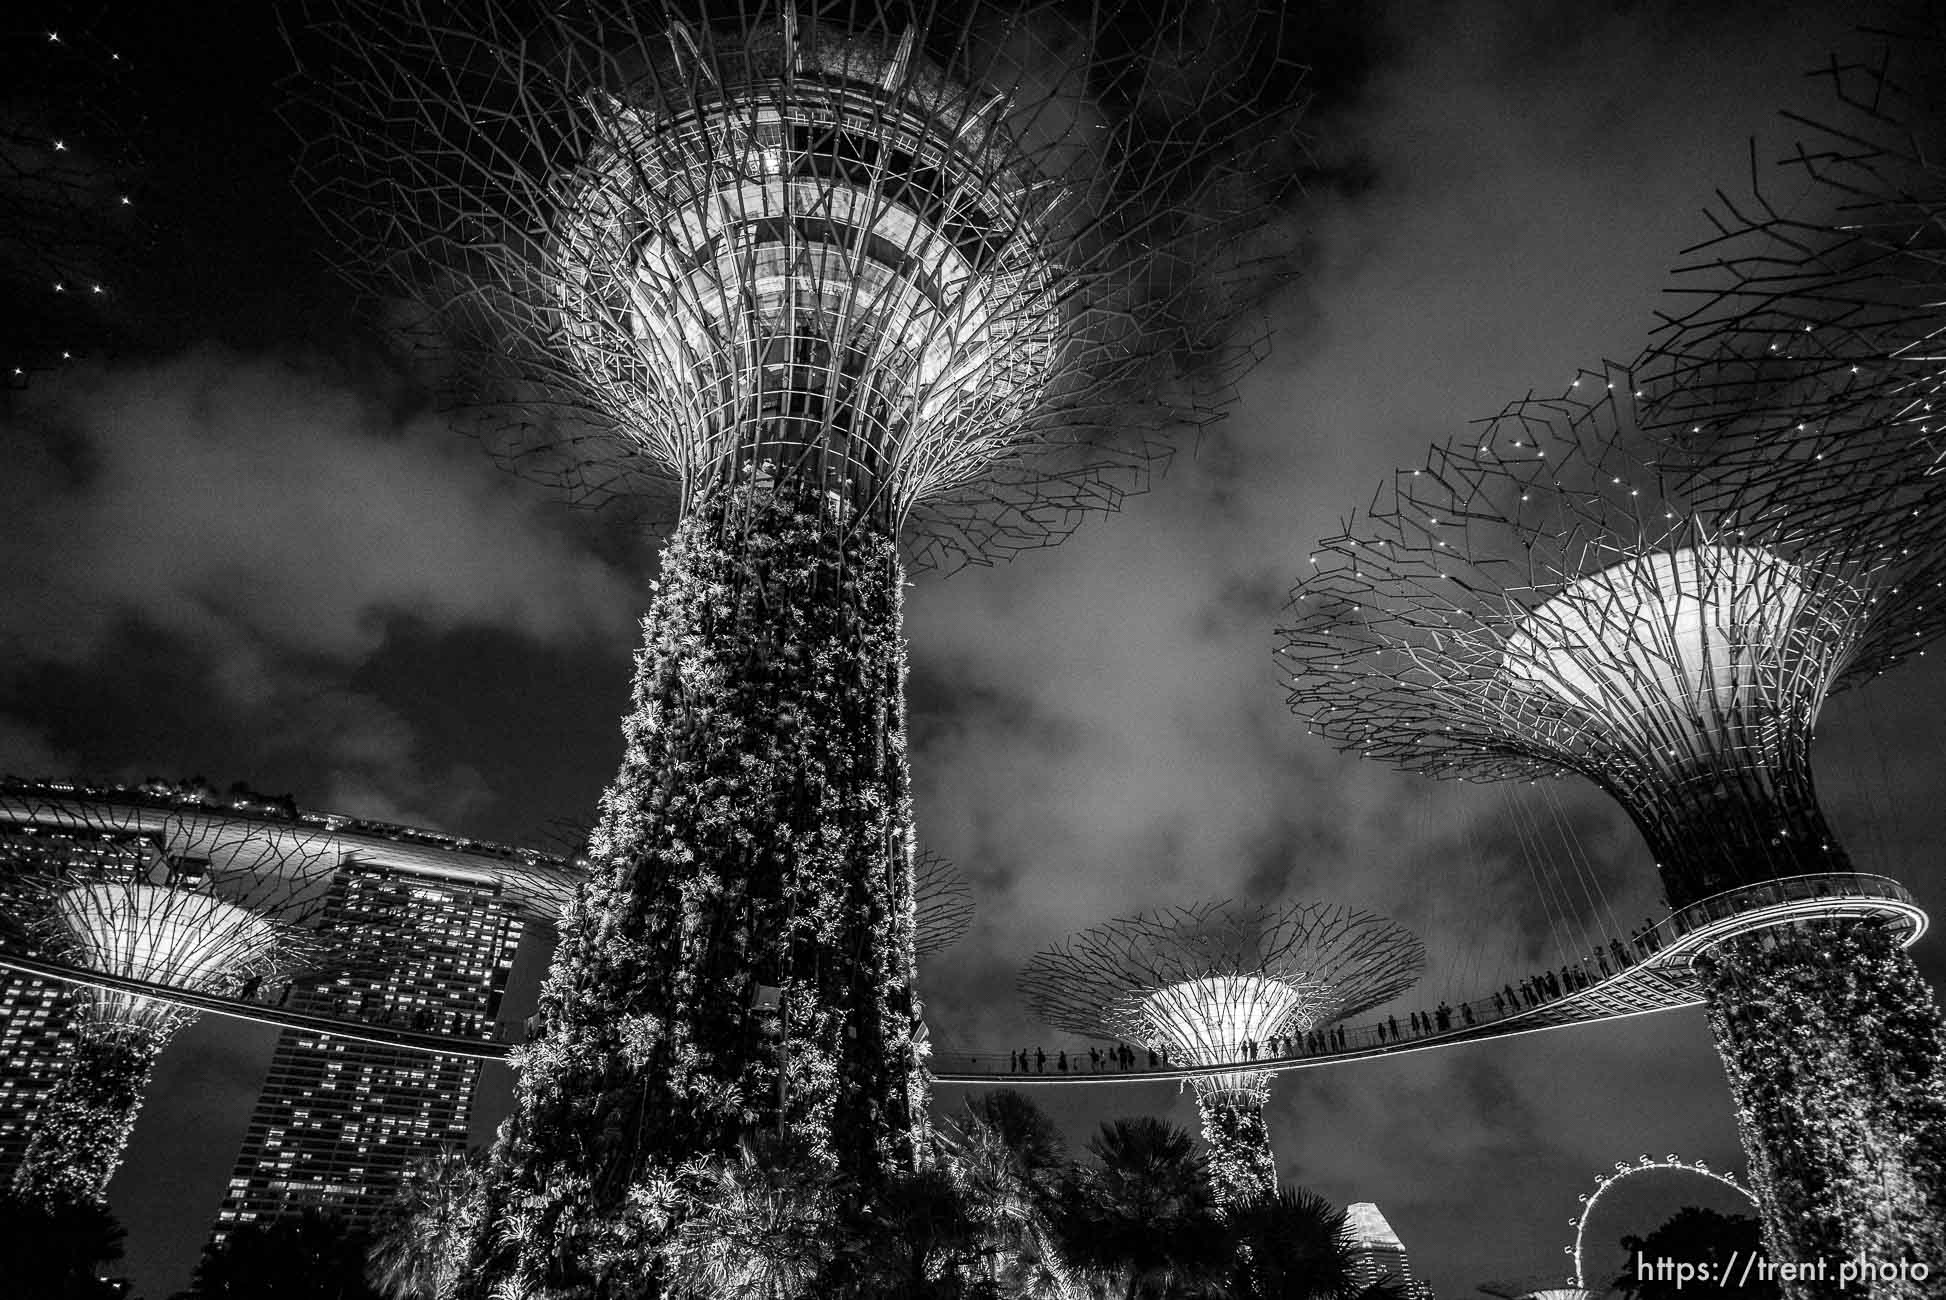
top-left (1563, 1153), bottom-right (1757, 1292)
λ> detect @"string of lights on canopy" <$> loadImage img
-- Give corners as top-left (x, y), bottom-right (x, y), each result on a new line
top-left (1278, 355), bottom-right (1946, 1279)
top-left (3, 20), bottom-right (148, 386)
top-left (288, 0), bottom-right (1298, 569)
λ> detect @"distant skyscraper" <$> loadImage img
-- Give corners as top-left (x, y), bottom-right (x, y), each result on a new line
top-left (0, 973), bottom-right (78, 1177)
top-left (1346, 1202), bottom-right (1433, 1298)
top-left (213, 856), bottom-right (525, 1239)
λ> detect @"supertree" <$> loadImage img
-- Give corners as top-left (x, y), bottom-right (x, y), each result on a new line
top-left (1278, 373), bottom-right (1946, 1291)
top-left (913, 849), bottom-right (974, 957)
top-left (1018, 900), bottom-right (1423, 1202)
top-left (0, 786), bottom-right (338, 1207)
top-left (286, 0), bottom-right (1299, 1285)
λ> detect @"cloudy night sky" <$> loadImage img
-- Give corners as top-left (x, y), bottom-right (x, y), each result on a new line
top-left (6, 1), bottom-right (1946, 1295)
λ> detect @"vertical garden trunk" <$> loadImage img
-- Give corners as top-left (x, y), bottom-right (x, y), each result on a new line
top-left (1644, 782), bottom-right (1946, 1294)
top-left (1194, 1083), bottom-right (1278, 1205)
top-left (13, 1022), bottom-right (167, 1206)
top-left (469, 482), bottom-right (924, 1294)
top-left (1701, 922), bottom-right (1946, 1298)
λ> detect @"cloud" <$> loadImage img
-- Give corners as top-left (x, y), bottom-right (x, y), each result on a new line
top-left (255, 674), bottom-right (498, 830)
top-left (908, 1), bottom-right (1920, 1293)
top-left (0, 346), bottom-right (635, 664)
top-left (908, 0), bottom-right (1880, 981)
top-left (0, 715), bottom-right (70, 776)
top-left (0, 345), bottom-right (637, 825)
top-left (24, 3), bottom-right (1946, 1296)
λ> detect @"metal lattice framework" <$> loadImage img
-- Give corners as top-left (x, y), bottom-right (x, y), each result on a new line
top-left (1019, 900), bottom-right (1424, 1097)
top-left (1280, 362), bottom-right (1946, 1274)
top-left (1277, 371), bottom-right (1929, 906)
top-left (0, 782), bottom-right (352, 1203)
top-left (0, 785), bottom-right (344, 1035)
top-left (48, 884), bottom-right (291, 1034)
top-left (1020, 899), bottom-right (1420, 1201)
top-left (286, 0), bottom-right (1300, 570)
top-left (913, 848), bottom-right (973, 957)
top-left (1632, 18), bottom-right (1946, 662)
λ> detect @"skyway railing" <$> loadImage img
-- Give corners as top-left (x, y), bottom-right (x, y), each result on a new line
top-left (926, 872), bottom-right (1926, 1083)
top-left (0, 872), bottom-right (1924, 1076)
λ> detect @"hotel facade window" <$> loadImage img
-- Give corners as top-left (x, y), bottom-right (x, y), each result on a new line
top-left (212, 858), bottom-right (523, 1239)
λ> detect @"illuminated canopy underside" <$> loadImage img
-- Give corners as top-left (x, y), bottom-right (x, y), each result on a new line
top-left (1021, 900), bottom-right (1425, 1101)
top-left (1140, 974), bottom-right (1332, 1054)
top-left (54, 882), bottom-right (283, 1024)
top-left (1503, 545), bottom-right (1847, 778)
top-left (557, 27), bottom-right (1058, 512)
top-left (1276, 372), bottom-right (1905, 806)
top-left (291, 0), bottom-right (1300, 572)
top-left (1140, 973), bottom-right (1329, 1098)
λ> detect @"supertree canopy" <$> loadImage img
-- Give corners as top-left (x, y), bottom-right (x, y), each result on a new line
top-left (1278, 376), bottom-right (1946, 1289)
top-left (287, 1), bottom-right (1298, 1288)
top-left (1019, 900), bottom-right (1423, 1202)
top-left (49, 883), bottom-right (285, 1029)
top-left (0, 790), bottom-right (334, 1207)
top-left (288, 0), bottom-right (1296, 566)
top-left (1630, 17), bottom-right (1946, 660)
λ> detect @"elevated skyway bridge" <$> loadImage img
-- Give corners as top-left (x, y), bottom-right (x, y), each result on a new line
top-left (0, 871), bottom-right (1921, 1077)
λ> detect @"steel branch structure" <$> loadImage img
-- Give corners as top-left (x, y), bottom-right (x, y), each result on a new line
top-left (1277, 375), bottom-right (1928, 902)
top-left (1019, 900), bottom-right (1422, 1201)
top-left (286, 2), bottom-right (1300, 1284)
top-left (45, 883), bottom-right (292, 1036)
top-left (0, 786), bottom-right (337, 1207)
top-left (913, 849), bottom-right (973, 957)
top-left (1279, 375), bottom-right (1946, 1289)
top-left (288, 0), bottom-right (1295, 569)
top-left (1633, 19), bottom-right (1946, 664)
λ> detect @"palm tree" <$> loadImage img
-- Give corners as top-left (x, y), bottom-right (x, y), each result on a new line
top-left (1222, 1187), bottom-right (1367, 1300)
top-left (657, 1142), bottom-right (836, 1300)
top-left (838, 1162), bottom-right (990, 1298)
top-left (367, 1148), bottom-right (481, 1300)
top-left (942, 1093), bottom-right (1078, 1298)
top-left (1055, 1117), bottom-right (1229, 1300)
top-left (964, 1091), bottom-right (1069, 1179)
